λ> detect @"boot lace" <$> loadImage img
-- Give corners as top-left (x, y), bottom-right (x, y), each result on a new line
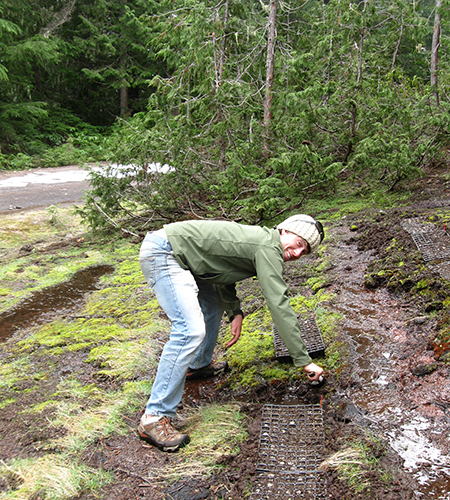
top-left (154, 417), bottom-right (181, 439)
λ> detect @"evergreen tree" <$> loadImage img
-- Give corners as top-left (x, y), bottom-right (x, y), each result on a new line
top-left (0, 0), bottom-right (60, 153)
top-left (59, 0), bottom-right (160, 123)
top-left (82, 0), bottom-right (450, 231)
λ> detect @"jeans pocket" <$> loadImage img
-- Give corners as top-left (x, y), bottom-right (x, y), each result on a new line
top-left (140, 255), bottom-right (156, 288)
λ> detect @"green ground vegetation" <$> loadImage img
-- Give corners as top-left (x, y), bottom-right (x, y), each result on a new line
top-left (0, 201), bottom-right (350, 499)
top-left (2, 178), bottom-right (449, 498)
top-left (320, 431), bottom-right (391, 495)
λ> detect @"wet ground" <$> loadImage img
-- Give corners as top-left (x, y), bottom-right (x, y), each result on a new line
top-left (328, 223), bottom-right (450, 498)
top-left (1, 167), bottom-right (450, 499)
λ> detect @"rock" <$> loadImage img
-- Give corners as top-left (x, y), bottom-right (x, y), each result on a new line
top-left (18, 243), bottom-right (34, 254)
top-left (410, 363), bottom-right (438, 377)
top-left (411, 316), bottom-right (428, 325)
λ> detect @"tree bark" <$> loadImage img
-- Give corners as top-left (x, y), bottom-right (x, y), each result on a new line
top-left (217, 0), bottom-right (229, 88)
top-left (263, 0), bottom-right (277, 157)
top-left (40, 0), bottom-right (76, 37)
top-left (431, 0), bottom-right (442, 106)
top-left (213, 0), bottom-right (230, 169)
top-left (120, 84), bottom-right (129, 117)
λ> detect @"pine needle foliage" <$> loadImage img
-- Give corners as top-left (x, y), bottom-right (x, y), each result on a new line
top-left (64, 1), bottom-right (450, 228)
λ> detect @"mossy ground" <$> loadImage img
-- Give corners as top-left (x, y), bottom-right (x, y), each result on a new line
top-left (1, 165), bottom-right (450, 499)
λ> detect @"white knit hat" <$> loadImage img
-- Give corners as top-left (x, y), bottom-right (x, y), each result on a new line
top-left (277, 214), bottom-right (324, 254)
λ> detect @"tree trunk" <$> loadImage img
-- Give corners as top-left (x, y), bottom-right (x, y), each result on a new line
top-left (213, 0), bottom-right (230, 169)
top-left (120, 0), bottom-right (129, 117)
top-left (391, 15), bottom-right (403, 72)
top-left (120, 84), bottom-right (129, 117)
top-left (217, 0), bottom-right (229, 87)
top-left (431, 0), bottom-right (442, 106)
top-left (263, 0), bottom-right (277, 157)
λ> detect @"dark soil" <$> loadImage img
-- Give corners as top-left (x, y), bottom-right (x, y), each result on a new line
top-left (2, 166), bottom-right (450, 499)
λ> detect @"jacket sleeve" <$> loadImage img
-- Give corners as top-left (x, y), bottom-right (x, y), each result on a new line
top-left (254, 249), bottom-right (313, 367)
top-left (214, 284), bottom-right (242, 320)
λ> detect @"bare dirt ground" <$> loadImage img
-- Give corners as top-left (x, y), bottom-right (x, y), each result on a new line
top-left (0, 165), bottom-right (91, 212)
top-left (1, 166), bottom-right (450, 499)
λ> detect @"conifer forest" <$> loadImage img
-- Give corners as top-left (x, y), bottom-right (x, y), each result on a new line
top-left (1, 0), bottom-right (449, 224)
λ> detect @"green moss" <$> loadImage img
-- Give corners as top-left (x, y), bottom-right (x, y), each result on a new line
top-left (0, 398), bottom-right (16, 410)
top-left (19, 316), bottom-right (148, 353)
top-left (0, 357), bottom-right (34, 390)
top-left (234, 365), bottom-right (260, 387)
top-left (29, 400), bottom-right (60, 413)
top-left (306, 276), bottom-right (328, 292)
top-left (290, 289), bottom-right (335, 312)
top-left (225, 308), bottom-right (274, 368)
top-left (315, 257), bottom-right (332, 273)
top-left (86, 337), bottom-right (157, 380)
top-left (66, 342), bottom-right (92, 352)
top-left (417, 279), bottom-right (431, 290)
top-left (112, 259), bottom-right (144, 285)
top-left (260, 365), bottom-right (289, 381)
top-left (83, 284), bottom-right (159, 329)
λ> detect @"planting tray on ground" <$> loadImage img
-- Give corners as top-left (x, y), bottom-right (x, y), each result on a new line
top-left (273, 315), bottom-right (325, 361)
top-left (411, 231), bottom-right (450, 262)
top-left (252, 404), bottom-right (326, 499)
top-left (256, 404), bottom-right (324, 474)
top-left (250, 472), bottom-right (327, 499)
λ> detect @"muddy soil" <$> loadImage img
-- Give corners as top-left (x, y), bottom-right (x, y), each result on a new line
top-left (1, 167), bottom-right (450, 499)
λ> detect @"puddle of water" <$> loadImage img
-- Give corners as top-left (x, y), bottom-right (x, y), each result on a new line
top-left (335, 283), bottom-right (450, 499)
top-left (0, 264), bottom-right (114, 341)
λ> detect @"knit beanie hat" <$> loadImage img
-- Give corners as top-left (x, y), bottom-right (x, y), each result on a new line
top-left (277, 214), bottom-right (324, 254)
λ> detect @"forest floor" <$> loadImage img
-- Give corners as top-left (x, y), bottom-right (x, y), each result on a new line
top-left (1, 166), bottom-right (450, 500)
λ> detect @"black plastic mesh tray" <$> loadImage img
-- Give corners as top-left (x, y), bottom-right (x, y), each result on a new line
top-left (273, 315), bottom-right (325, 361)
top-left (252, 404), bottom-right (326, 499)
top-left (411, 232), bottom-right (450, 262)
top-left (250, 472), bottom-right (327, 500)
top-left (256, 404), bottom-right (324, 474)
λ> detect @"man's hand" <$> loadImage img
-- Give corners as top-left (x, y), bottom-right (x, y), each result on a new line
top-left (303, 362), bottom-right (324, 381)
top-left (225, 314), bottom-right (243, 348)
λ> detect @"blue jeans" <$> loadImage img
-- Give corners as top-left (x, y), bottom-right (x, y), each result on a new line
top-left (139, 231), bottom-right (224, 417)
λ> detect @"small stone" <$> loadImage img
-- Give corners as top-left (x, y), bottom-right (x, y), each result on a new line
top-left (410, 363), bottom-right (437, 377)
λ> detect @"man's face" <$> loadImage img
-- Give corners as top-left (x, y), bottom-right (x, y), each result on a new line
top-left (279, 229), bottom-right (310, 262)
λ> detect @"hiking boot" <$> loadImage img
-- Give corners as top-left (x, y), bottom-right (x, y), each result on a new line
top-left (138, 414), bottom-right (190, 452)
top-left (186, 361), bottom-right (228, 380)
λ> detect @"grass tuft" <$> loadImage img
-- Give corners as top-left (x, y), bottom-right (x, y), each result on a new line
top-left (0, 455), bottom-right (112, 500)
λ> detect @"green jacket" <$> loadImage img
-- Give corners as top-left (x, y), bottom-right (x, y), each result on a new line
top-left (164, 220), bottom-right (312, 367)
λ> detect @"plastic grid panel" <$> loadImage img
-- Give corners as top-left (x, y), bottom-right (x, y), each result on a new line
top-left (256, 404), bottom-right (324, 474)
top-left (412, 232), bottom-right (450, 262)
top-left (273, 315), bottom-right (325, 360)
top-left (250, 472), bottom-right (327, 500)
